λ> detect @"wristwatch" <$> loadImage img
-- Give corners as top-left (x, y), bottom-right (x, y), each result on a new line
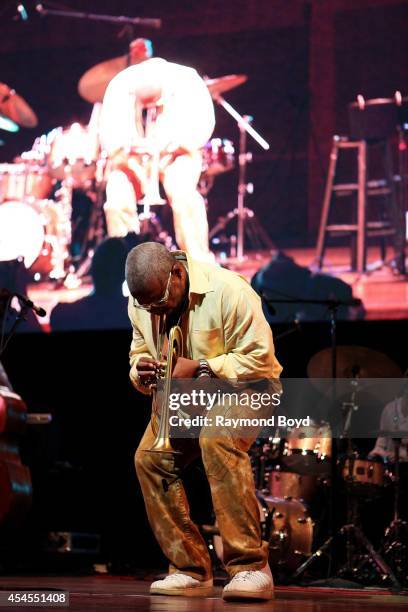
top-left (197, 359), bottom-right (213, 378)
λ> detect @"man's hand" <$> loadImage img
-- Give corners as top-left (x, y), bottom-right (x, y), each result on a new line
top-left (172, 357), bottom-right (199, 379)
top-left (136, 357), bottom-right (163, 388)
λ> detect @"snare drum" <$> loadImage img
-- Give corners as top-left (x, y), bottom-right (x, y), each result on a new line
top-left (201, 138), bottom-right (234, 177)
top-left (48, 123), bottom-right (100, 186)
top-left (0, 163), bottom-right (52, 203)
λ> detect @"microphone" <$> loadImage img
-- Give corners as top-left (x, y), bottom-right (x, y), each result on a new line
top-left (0, 288), bottom-right (46, 317)
top-left (16, 3), bottom-right (29, 21)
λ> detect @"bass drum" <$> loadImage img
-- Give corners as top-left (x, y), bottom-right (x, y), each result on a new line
top-left (213, 494), bottom-right (313, 573)
top-left (0, 201), bottom-right (45, 268)
top-left (0, 200), bottom-right (59, 276)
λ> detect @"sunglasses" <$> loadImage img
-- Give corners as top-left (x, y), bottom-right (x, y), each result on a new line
top-left (133, 267), bottom-right (173, 311)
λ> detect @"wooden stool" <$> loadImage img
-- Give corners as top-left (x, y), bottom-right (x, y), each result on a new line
top-left (316, 135), bottom-right (401, 273)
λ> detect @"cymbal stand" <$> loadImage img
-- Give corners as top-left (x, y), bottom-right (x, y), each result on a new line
top-left (210, 97), bottom-right (273, 260)
top-left (52, 169), bottom-right (74, 282)
top-left (71, 154), bottom-right (110, 281)
top-left (381, 437), bottom-right (408, 585)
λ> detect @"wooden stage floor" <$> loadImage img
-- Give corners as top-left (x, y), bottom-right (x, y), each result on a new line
top-left (0, 576), bottom-right (407, 611)
top-left (27, 245), bottom-right (408, 329)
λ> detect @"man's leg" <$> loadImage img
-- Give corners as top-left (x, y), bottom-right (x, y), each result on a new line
top-left (104, 169), bottom-right (140, 237)
top-left (161, 153), bottom-right (214, 262)
top-left (135, 420), bottom-right (212, 582)
top-left (199, 433), bottom-right (269, 577)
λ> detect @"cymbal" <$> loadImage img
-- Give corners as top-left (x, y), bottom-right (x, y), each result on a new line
top-left (78, 55), bottom-right (128, 103)
top-left (0, 82), bottom-right (38, 128)
top-left (204, 74), bottom-right (247, 98)
top-left (307, 345), bottom-right (402, 379)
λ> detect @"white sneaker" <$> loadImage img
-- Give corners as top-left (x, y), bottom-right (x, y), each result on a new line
top-left (222, 567), bottom-right (274, 601)
top-left (150, 573), bottom-right (214, 597)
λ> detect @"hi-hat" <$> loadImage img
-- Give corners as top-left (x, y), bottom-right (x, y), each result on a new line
top-left (78, 55), bottom-right (128, 103)
top-left (307, 346), bottom-right (402, 379)
top-left (0, 83), bottom-right (38, 128)
top-left (204, 74), bottom-right (247, 98)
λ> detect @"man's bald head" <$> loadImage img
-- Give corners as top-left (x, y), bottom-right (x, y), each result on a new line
top-left (125, 242), bottom-right (175, 298)
top-left (129, 38), bottom-right (153, 64)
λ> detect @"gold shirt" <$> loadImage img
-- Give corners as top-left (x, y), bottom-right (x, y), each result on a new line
top-left (128, 252), bottom-right (282, 393)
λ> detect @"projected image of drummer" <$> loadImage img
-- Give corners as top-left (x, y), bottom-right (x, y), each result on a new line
top-left (99, 38), bottom-right (216, 262)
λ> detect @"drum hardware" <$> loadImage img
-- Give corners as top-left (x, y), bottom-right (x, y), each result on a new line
top-left (290, 378), bottom-right (402, 588)
top-left (209, 112), bottom-right (274, 261)
top-left (380, 435), bottom-right (408, 586)
top-left (262, 295), bottom-right (400, 585)
top-left (204, 75), bottom-right (272, 260)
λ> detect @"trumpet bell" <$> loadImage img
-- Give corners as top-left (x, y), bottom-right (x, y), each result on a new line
top-left (145, 325), bottom-right (183, 455)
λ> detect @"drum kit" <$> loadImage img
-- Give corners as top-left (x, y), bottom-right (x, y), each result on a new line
top-left (0, 62), bottom-right (248, 283)
top-left (207, 345), bottom-right (407, 586)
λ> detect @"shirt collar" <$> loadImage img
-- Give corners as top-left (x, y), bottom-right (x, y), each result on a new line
top-left (174, 251), bottom-right (212, 296)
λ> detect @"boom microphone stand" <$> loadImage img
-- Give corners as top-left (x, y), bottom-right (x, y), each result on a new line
top-left (210, 98), bottom-right (273, 261)
top-left (35, 4), bottom-right (161, 30)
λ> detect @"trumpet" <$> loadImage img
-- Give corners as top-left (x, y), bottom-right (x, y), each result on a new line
top-left (146, 319), bottom-right (183, 454)
top-left (140, 148), bottom-right (166, 209)
top-left (139, 104), bottom-right (166, 209)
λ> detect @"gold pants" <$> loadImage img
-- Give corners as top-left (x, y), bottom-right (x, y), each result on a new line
top-left (135, 421), bottom-right (268, 581)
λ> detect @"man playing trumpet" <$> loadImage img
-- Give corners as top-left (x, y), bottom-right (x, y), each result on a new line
top-left (99, 39), bottom-right (215, 262)
top-left (126, 241), bottom-right (282, 601)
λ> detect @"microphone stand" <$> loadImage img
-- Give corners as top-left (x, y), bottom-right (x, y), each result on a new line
top-left (35, 4), bottom-right (162, 30)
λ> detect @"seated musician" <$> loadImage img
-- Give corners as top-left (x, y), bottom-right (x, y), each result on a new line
top-left (99, 39), bottom-right (215, 262)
